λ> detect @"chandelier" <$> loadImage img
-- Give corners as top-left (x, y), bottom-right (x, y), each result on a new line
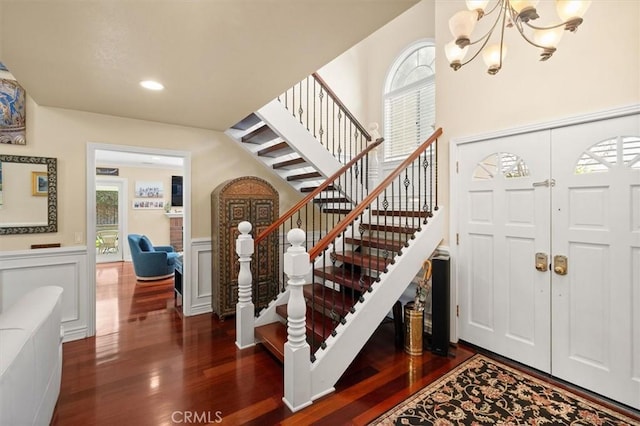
top-left (445, 0), bottom-right (591, 74)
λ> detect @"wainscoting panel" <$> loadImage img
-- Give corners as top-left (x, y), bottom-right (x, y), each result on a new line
top-left (0, 247), bottom-right (89, 342)
top-left (189, 238), bottom-right (212, 316)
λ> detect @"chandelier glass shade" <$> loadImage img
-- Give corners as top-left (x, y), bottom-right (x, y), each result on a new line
top-left (445, 0), bottom-right (591, 74)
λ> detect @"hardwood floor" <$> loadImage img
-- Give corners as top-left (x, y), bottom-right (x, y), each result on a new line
top-left (52, 262), bottom-right (475, 425)
top-left (52, 262), bottom-right (639, 425)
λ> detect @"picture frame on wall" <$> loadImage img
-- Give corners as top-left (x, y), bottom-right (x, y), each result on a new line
top-left (132, 199), bottom-right (165, 210)
top-left (134, 181), bottom-right (163, 198)
top-left (32, 171), bottom-right (48, 196)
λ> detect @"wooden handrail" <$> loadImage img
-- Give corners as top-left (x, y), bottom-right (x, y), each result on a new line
top-left (309, 128), bottom-right (443, 261)
top-left (312, 73), bottom-right (372, 141)
top-left (255, 138), bottom-right (384, 245)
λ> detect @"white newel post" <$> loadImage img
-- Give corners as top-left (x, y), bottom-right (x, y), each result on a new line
top-left (235, 221), bottom-right (255, 349)
top-left (282, 228), bottom-right (313, 412)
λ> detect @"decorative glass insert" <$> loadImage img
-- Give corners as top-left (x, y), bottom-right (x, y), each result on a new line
top-left (575, 136), bottom-right (640, 174)
top-left (473, 152), bottom-right (530, 180)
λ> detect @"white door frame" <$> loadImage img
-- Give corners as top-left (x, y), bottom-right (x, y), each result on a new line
top-left (86, 143), bottom-right (192, 337)
top-left (450, 104), bottom-right (640, 346)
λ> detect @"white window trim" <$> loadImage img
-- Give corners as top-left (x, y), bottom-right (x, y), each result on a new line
top-left (382, 38), bottom-right (436, 164)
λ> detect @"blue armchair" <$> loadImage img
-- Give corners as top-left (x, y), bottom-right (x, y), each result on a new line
top-left (127, 234), bottom-right (178, 281)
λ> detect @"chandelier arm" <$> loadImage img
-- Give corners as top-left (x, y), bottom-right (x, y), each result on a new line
top-left (481, 0), bottom-right (504, 18)
top-left (466, 3), bottom-right (505, 47)
top-left (496, 2), bottom-right (508, 71)
top-left (524, 21), bottom-right (570, 31)
top-left (513, 17), bottom-right (557, 51)
top-left (457, 34), bottom-right (493, 67)
top-left (458, 3), bottom-right (508, 70)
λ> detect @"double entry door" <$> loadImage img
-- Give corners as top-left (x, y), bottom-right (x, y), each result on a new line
top-left (456, 114), bottom-right (639, 409)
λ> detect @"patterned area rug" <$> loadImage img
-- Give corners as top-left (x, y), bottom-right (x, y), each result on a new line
top-left (370, 354), bottom-right (639, 425)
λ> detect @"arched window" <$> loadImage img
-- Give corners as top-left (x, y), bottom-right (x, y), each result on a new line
top-left (383, 40), bottom-right (436, 162)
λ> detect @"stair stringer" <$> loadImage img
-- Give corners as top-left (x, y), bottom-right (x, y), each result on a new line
top-left (308, 208), bottom-right (446, 400)
top-left (254, 288), bottom-right (290, 327)
top-left (256, 99), bottom-right (342, 180)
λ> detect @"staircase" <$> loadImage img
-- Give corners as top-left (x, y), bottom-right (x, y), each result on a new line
top-left (230, 73), bottom-right (445, 412)
top-left (225, 73), bottom-right (373, 216)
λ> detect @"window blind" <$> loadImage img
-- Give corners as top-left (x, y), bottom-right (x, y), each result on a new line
top-left (383, 78), bottom-right (435, 161)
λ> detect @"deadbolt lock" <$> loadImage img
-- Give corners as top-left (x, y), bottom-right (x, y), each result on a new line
top-left (554, 255), bottom-right (568, 275)
top-left (535, 252), bottom-right (548, 272)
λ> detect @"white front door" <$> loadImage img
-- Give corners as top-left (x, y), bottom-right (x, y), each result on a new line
top-left (550, 115), bottom-right (640, 408)
top-left (456, 113), bottom-right (640, 409)
top-left (457, 130), bottom-right (552, 372)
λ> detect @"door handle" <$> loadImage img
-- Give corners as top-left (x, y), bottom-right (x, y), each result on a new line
top-left (553, 255), bottom-right (568, 275)
top-left (532, 178), bottom-right (556, 188)
top-left (535, 252), bottom-right (548, 272)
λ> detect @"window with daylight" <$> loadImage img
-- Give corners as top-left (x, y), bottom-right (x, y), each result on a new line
top-left (575, 136), bottom-right (640, 174)
top-left (473, 152), bottom-right (530, 180)
top-left (383, 41), bottom-right (436, 162)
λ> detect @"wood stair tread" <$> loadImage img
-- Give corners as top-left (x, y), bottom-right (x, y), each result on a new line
top-left (257, 141), bottom-right (292, 157)
top-left (272, 157), bottom-right (307, 169)
top-left (303, 283), bottom-right (356, 319)
top-left (314, 265), bottom-right (374, 291)
top-left (333, 251), bottom-right (389, 271)
top-left (345, 236), bottom-right (404, 251)
top-left (300, 184), bottom-right (336, 193)
top-left (241, 124), bottom-right (279, 144)
top-left (359, 223), bottom-right (420, 234)
top-left (286, 171), bottom-right (322, 181)
top-left (231, 113), bottom-right (262, 131)
top-left (370, 209), bottom-right (428, 217)
top-left (255, 322), bottom-right (287, 363)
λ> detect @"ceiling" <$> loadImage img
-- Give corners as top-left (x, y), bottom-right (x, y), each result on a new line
top-left (1, 0), bottom-right (419, 132)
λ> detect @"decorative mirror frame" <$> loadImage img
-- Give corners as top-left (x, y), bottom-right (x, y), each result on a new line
top-left (0, 154), bottom-right (57, 234)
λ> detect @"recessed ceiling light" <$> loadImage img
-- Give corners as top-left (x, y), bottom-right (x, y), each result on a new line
top-left (140, 80), bottom-right (164, 91)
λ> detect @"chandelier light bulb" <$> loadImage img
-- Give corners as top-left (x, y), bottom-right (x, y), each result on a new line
top-left (449, 10), bottom-right (478, 47)
top-left (533, 26), bottom-right (564, 49)
top-left (445, 41), bottom-right (469, 71)
top-left (509, 0), bottom-right (540, 22)
top-left (556, 0), bottom-right (591, 31)
top-left (509, 0), bottom-right (540, 13)
top-left (482, 43), bottom-right (507, 75)
top-left (465, 0), bottom-right (490, 16)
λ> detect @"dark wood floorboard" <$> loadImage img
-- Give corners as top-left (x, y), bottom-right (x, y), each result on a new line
top-left (51, 261), bottom-right (638, 425)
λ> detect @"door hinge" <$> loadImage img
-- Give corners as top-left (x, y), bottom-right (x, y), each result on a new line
top-left (456, 305), bottom-right (459, 317)
top-left (456, 233), bottom-right (459, 245)
top-left (456, 161), bottom-right (459, 173)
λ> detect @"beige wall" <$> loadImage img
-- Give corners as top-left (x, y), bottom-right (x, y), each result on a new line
top-left (1, 97), bottom-right (302, 251)
top-left (320, 0), bottom-right (640, 244)
top-left (435, 0), bottom-right (640, 240)
top-left (320, 0), bottom-right (436, 129)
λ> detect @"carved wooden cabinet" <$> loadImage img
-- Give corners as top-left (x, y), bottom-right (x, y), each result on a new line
top-left (211, 176), bottom-right (279, 319)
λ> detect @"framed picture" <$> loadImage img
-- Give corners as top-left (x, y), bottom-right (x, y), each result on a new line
top-left (134, 180), bottom-right (164, 198)
top-left (96, 167), bottom-right (119, 176)
top-left (132, 199), bottom-right (165, 210)
top-left (32, 171), bottom-right (48, 196)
